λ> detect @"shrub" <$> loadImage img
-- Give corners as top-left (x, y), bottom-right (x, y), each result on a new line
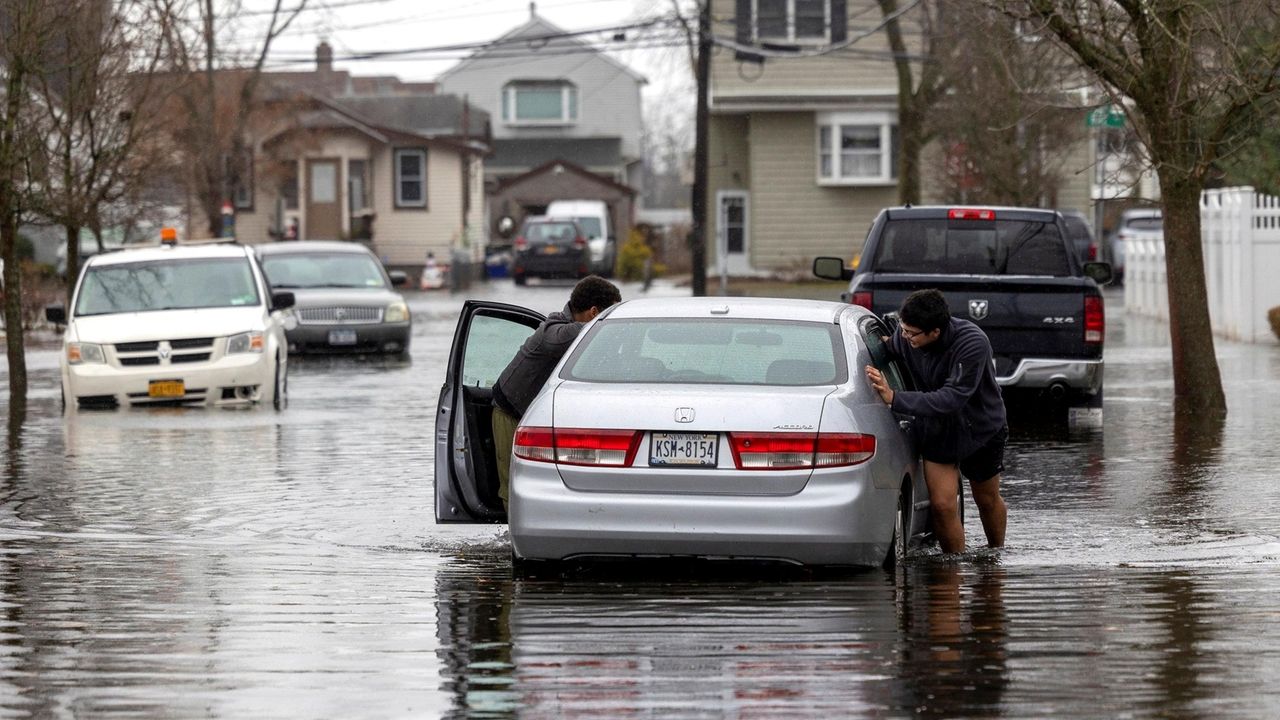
top-left (1269, 306), bottom-right (1280, 341)
top-left (616, 229), bottom-right (653, 282)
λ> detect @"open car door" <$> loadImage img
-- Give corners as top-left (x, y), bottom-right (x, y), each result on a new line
top-left (436, 300), bottom-right (545, 523)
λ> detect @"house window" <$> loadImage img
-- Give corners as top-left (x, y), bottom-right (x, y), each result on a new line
top-left (279, 162), bottom-right (298, 210)
top-left (816, 112), bottom-right (898, 185)
top-left (394, 149), bottom-right (426, 209)
top-left (502, 81), bottom-right (578, 125)
top-left (228, 150), bottom-right (254, 210)
top-left (348, 159), bottom-right (370, 214)
top-left (755, 0), bottom-right (830, 43)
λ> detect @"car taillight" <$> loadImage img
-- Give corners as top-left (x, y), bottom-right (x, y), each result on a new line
top-left (573, 236), bottom-right (586, 248)
top-left (948, 208), bottom-right (996, 221)
top-left (1087, 245), bottom-right (1098, 261)
top-left (851, 291), bottom-right (872, 309)
top-left (1084, 295), bottom-right (1104, 344)
top-left (728, 432), bottom-right (875, 470)
top-left (514, 426), bottom-right (642, 467)
top-left (514, 236), bottom-right (527, 250)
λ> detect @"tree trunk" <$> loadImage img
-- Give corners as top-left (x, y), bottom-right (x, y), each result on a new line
top-left (1157, 170), bottom-right (1227, 417)
top-left (64, 223), bottom-right (81, 308)
top-left (897, 101), bottom-right (923, 205)
top-left (1, 202), bottom-right (26, 402)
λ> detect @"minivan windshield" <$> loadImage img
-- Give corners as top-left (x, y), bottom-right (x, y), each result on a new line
top-left (75, 258), bottom-right (260, 316)
top-left (873, 218), bottom-right (1071, 275)
top-left (564, 319), bottom-right (847, 386)
top-left (261, 252), bottom-right (387, 289)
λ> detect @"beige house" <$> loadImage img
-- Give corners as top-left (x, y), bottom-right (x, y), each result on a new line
top-left (707, 0), bottom-right (1093, 276)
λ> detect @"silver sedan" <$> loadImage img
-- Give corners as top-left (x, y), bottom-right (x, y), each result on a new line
top-left (435, 296), bottom-right (932, 569)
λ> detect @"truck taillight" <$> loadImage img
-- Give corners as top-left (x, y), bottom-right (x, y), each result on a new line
top-left (948, 208), bottom-right (996, 221)
top-left (573, 236), bottom-right (587, 248)
top-left (1084, 295), bottom-right (1104, 344)
top-left (728, 432), bottom-right (875, 470)
top-left (514, 426), bottom-right (642, 467)
top-left (514, 236), bottom-right (527, 250)
top-left (851, 291), bottom-right (873, 309)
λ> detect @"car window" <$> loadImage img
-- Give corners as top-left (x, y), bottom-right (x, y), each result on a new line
top-left (1126, 217), bottom-right (1162, 231)
top-left (572, 216), bottom-right (603, 238)
top-left (873, 218), bottom-right (1070, 276)
top-left (461, 314), bottom-right (536, 388)
top-left (261, 252), bottom-right (386, 289)
top-left (860, 318), bottom-right (908, 392)
top-left (524, 222), bottom-right (579, 244)
top-left (75, 258), bottom-right (260, 316)
top-left (564, 319), bottom-right (847, 386)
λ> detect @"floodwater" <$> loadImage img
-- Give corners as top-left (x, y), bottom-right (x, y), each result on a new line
top-left (2, 281), bottom-right (1280, 718)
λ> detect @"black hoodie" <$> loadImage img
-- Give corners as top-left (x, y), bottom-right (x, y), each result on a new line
top-left (492, 304), bottom-right (584, 419)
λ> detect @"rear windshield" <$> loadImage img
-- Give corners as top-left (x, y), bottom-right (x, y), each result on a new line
top-left (76, 258), bottom-right (260, 316)
top-left (563, 319), bottom-right (847, 386)
top-left (524, 222), bottom-right (579, 244)
top-left (261, 252), bottom-right (386, 289)
top-left (1125, 216), bottom-right (1162, 231)
top-left (872, 218), bottom-right (1071, 275)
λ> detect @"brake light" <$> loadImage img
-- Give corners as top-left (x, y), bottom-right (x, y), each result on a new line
top-left (948, 208), bottom-right (996, 221)
top-left (514, 236), bottom-right (527, 250)
top-left (1084, 295), bottom-right (1104, 344)
top-left (851, 291), bottom-right (873, 309)
top-left (728, 432), bottom-right (875, 470)
top-left (514, 426), bottom-right (642, 467)
top-left (1087, 245), bottom-right (1098, 261)
top-left (573, 236), bottom-right (587, 248)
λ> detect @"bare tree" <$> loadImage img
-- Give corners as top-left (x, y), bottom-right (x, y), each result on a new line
top-left (158, 0), bottom-right (306, 238)
top-left (1008, 0), bottom-right (1280, 417)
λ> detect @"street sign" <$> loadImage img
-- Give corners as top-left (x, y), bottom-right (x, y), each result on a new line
top-left (1087, 105), bottom-right (1125, 128)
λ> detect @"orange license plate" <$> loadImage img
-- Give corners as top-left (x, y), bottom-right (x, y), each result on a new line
top-left (148, 379), bottom-right (185, 398)
top-left (541, 245), bottom-right (560, 255)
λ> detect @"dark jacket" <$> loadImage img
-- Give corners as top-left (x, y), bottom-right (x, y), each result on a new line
top-left (889, 317), bottom-right (1006, 459)
top-left (492, 304), bottom-right (584, 419)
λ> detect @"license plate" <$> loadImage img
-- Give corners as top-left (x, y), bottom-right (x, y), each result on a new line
top-left (541, 245), bottom-right (560, 255)
top-left (328, 329), bottom-right (357, 346)
top-left (650, 432), bottom-right (718, 467)
top-left (148, 379), bottom-right (185, 398)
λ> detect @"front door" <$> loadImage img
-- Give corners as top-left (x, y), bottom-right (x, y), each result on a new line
top-left (716, 190), bottom-right (750, 276)
top-left (305, 159), bottom-right (341, 240)
top-left (436, 300), bottom-right (545, 523)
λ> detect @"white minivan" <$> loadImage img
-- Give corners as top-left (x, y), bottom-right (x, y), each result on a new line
top-left (546, 200), bottom-right (614, 277)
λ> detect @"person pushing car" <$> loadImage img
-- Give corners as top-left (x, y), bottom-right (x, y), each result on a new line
top-left (864, 288), bottom-right (1008, 552)
top-left (491, 275), bottom-right (622, 511)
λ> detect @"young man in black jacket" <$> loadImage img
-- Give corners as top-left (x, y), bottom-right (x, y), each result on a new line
top-left (491, 275), bottom-right (622, 510)
top-left (864, 289), bottom-right (1008, 552)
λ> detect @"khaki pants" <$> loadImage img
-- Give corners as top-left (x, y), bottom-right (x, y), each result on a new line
top-left (491, 406), bottom-right (518, 510)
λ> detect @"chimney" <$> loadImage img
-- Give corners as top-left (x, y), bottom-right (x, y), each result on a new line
top-left (316, 41), bottom-right (333, 73)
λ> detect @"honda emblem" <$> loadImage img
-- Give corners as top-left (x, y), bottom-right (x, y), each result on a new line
top-left (969, 299), bottom-right (989, 321)
top-left (674, 407), bottom-right (695, 423)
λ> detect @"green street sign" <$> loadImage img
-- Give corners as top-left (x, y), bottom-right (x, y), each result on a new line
top-left (1087, 105), bottom-right (1125, 128)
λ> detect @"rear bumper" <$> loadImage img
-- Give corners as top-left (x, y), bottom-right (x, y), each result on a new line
top-left (996, 358), bottom-right (1102, 394)
top-left (509, 461), bottom-right (897, 567)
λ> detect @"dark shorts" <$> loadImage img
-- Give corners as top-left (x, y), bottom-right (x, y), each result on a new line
top-left (921, 425), bottom-right (1008, 482)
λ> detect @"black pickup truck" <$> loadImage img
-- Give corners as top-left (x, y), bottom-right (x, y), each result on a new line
top-left (814, 206), bottom-right (1114, 417)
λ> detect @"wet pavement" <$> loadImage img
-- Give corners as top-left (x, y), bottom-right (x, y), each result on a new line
top-left (3, 280), bottom-right (1280, 718)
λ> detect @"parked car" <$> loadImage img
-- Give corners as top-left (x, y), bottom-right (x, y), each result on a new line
top-left (511, 217), bottom-right (590, 286)
top-left (546, 199), bottom-right (616, 277)
top-left (814, 206), bottom-right (1113, 418)
top-left (45, 240), bottom-right (294, 410)
top-left (436, 296), bottom-right (939, 571)
top-left (1106, 208), bottom-right (1162, 282)
top-left (256, 241), bottom-right (411, 355)
top-left (1058, 209), bottom-right (1101, 264)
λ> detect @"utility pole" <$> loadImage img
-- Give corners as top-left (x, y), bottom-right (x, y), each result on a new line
top-left (689, 0), bottom-right (710, 296)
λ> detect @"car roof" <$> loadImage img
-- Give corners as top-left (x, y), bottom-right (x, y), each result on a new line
top-left (85, 242), bottom-right (250, 267)
top-left (605, 296), bottom-right (856, 324)
top-left (1120, 208), bottom-right (1162, 219)
top-left (255, 240), bottom-right (376, 256)
top-left (884, 205), bottom-right (1062, 222)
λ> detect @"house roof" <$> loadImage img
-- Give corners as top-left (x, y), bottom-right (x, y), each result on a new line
top-left (488, 137), bottom-right (621, 171)
top-left (330, 95), bottom-right (489, 138)
top-left (495, 158), bottom-right (636, 196)
top-left (436, 14), bottom-right (646, 84)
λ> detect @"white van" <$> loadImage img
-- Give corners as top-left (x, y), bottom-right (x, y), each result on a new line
top-left (546, 200), bottom-right (614, 277)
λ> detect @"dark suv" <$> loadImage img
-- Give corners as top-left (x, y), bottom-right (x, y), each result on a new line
top-left (512, 218), bottom-right (589, 286)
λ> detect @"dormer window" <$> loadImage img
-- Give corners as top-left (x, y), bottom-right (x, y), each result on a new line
top-left (502, 81), bottom-right (579, 125)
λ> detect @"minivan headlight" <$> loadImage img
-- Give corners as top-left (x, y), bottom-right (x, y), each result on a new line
top-left (67, 342), bottom-right (105, 364)
top-left (384, 301), bottom-right (409, 323)
top-left (227, 331), bottom-right (265, 354)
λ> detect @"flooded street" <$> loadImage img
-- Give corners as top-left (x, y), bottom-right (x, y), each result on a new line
top-left (3, 281), bottom-right (1280, 718)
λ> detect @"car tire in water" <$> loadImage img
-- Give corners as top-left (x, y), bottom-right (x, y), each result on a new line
top-left (511, 550), bottom-right (556, 580)
top-left (883, 484), bottom-right (910, 571)
top-left (272, 355), bottom-right (288, 411)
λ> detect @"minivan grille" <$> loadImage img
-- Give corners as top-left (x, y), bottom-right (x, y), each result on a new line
top-left (113, 338), bottom-right (217, 367)
top-left (296, 306), bottom-right (382, 325)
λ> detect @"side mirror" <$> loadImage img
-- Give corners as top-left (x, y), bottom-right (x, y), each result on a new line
top-left (45, 305), bottom-right (67, 324)
top-left (271, 291), bottom-right (296, 311)
top-left (812, 256), bottom-right (852, 282)
top-left (388, 270), bottom-right (408, 287)
top-left (1083, 261), bottom-right (1114, 286)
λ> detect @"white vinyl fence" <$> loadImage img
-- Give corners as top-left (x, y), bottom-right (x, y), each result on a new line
top-left (1124, 187), bottom-right (1280, 344)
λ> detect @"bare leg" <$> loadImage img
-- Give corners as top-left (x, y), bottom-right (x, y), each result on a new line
top-left (924, 460), bottom-right (965, 553)
top-left (969, 474), bottom-right (1007, 548)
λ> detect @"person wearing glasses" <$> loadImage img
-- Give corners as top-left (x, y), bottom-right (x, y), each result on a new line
top-left (864, 288), bottom-right (1008, 553)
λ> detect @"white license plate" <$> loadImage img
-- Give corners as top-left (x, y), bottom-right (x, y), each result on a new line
top-left (650, 432), bottom-right (718, 467)
top-left (328, 329), bottom-right (357, 346)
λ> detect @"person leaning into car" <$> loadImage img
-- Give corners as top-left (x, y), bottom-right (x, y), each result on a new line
top-left (491, 275), bottom-right (622, 511)
top-left (864, 288), bottom-right (1008, 552)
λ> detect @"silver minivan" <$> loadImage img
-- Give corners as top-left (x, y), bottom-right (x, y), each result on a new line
top-left (435, 297), bottom-right (938, 571)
